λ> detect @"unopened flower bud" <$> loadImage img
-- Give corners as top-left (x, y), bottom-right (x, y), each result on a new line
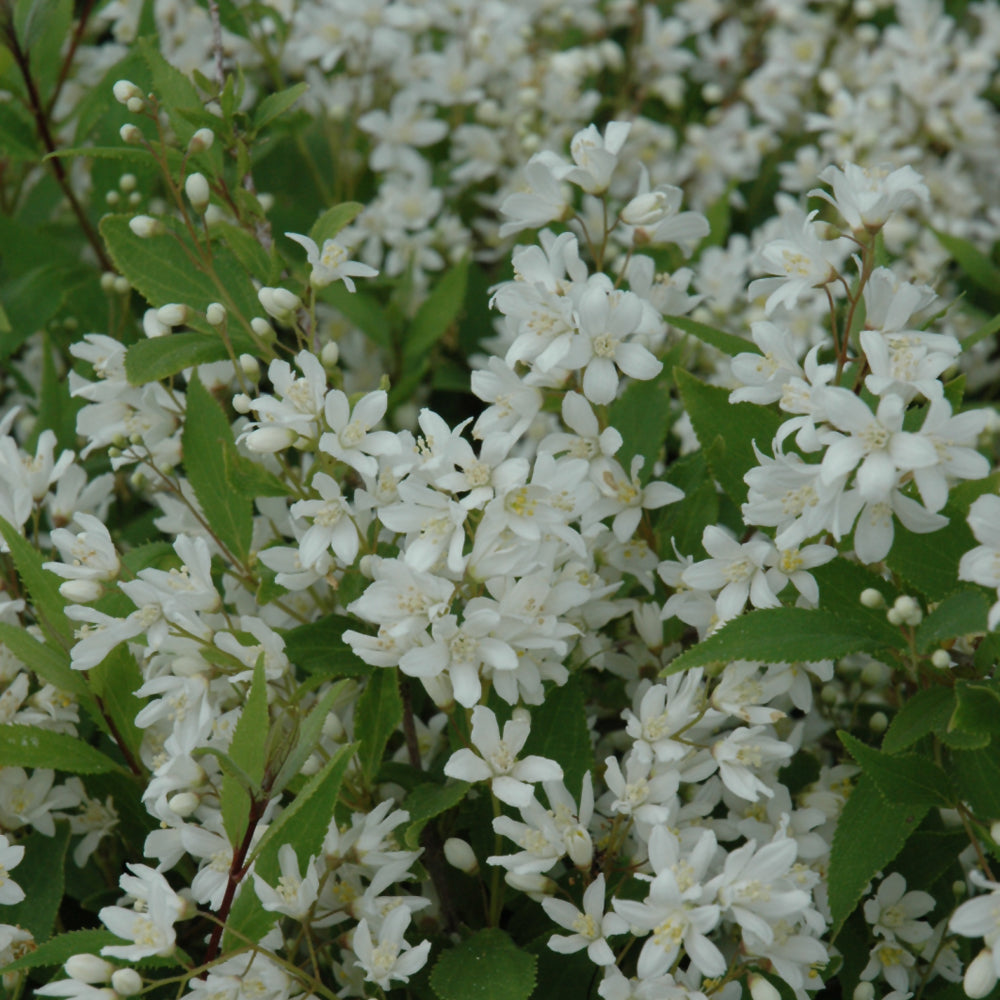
top-left (887, 607), bottom-right (903, 625)
top-left (991, 821), bottom-right (1000, 844)
top-left (869, 711), bottom-right (888, 734)
top-left (853, 983), bottom-right (875, 1000)
top-left (128, 215), bottom-right (163, 238)
top-left (749, 974), bottom-right (782, 1000)
top-left (320, 341), bottom-right (340, 369)
top-left (119, 173), bottom-right (137, 193)
top-left (205, 302), bottom-right (226, 326)
top-left (964, 949), bottom-right (998, 999)
top-left (156, 303), bottom-right (189, 327)
top-left (565, 825), bottom-right (593, 868)
top-left (233, 393), bottom-right (253, 415)
top-left (143, 309), bottom-right (170, 339)
top-left (860, 660), bottom-right (889, 688)
top-left (504, 871), bottom-right (556, 900)
top-left (126, 95), bottom-right (145, 113)
top-left (443, 837), bottom-right (478, 874)
top-left (250, 317), bottom-right (274, 339)
top-left (65, 953), bottom-right (114, 983)
top-left (111, 969), bottom-right (143, 996)
top-left (238, 354), bottom-right (260, 380)
top-left (119, 123), bottom-right (143, 144)
top-left (185, 172), bottom-right (210, 212)
top-left (99, 272), bottom-right (116, 293)
top-left (892, 595), bottom-right (922, 626)
top-left (113, 276), bottom-right (130, 295)
top-left (112, 80), bottom-right (143, 105)
top-left (860, 588), bottom-right (885, 609)
top-left (105, 190), bottom-right (120, 206)
top-left (167, 792), bottom-right (200, 818)
top-left (189, 128), bottom-right (215, 153)
top-left (931, 649), bottom-right (952, 669)
top-left (244, 426), bottom-right (296, 453)
top-left (258, 286), bottom-right (301, 321)
top-left (58, 579), bottom-right (104, 603)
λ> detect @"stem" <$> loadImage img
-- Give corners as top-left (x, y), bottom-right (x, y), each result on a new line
top-left (0, 13), bottom-right (113, 272)
top-left (92, 693), bottom-right (144, 777)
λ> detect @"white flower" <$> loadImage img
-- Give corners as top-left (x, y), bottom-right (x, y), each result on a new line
top-left (444, 705), bottom-right (562, 807)
top-left (542, 874), bottom-right (628, 966)
top-left (291, 472), bottom-right (360, 568)
top-left (253, 844), bottom-right (320, 920)
top-left (99, 864), bottom-right (185, 960)
top-left (285, 231), bottom-right (378, 291)
top-left (499, 157), bottom-right (571, 238)
top-left (352, 907), bottom-right (431, 990)
top-left (812, 163), bottom-right (929, 233)
top-left (864, 873), bottom-right (934, 945)
top-left (319, 388), bottom-right (400, 480)
top-left (0, 834), bottom-right (25, 905)
top-left (960, 495), bottom-right (1000, 631)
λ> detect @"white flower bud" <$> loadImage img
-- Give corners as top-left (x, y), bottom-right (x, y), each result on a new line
top-left (99, 272), bottom-right (116, 293)
top-left (853, 983), bottom-right (875, 1000)
top-left (931, 649), bottom-right (952, 669)
top-left (206, 302), bottom-right (226, 326)
top-left (111, 969), bottom-right (143, 996)
top-left (860, 588), bottom-right (885, 608)
top-left (105, 190), bottom-right (120, 206)
top-left (443, 837), bottom-right (478, 874)
top-left (301, 754), bottom-right (321, 775)
top-left (869, 711), bottom-right (888, 734)
top-left (167, 792), bottom-right (200, 818)
top-left (887, 607), bottom-right (903, 625)
top-left (128, 215), bottom-right (164, 238)
top-left (504, 871), bottom-right (556, 900)
top-left (892, 595), bottom-right (922, 626)
top-left (189, 128), bottom-right (215, 153)
top-left (156, 303), bottom-right (189, 327)
top-left (250, 317), bottom-right (274, 338)
top-left (171, 656), bottom-right (205, 677)
top-left (119, 124), bottom-right (143, 144)
top-left (244, 426), bottom-right (296, 453)
top-left (421, 673), bottom-right (454, 709)
top-left (258, 286), bottom-right (301, 321)
top-left (238, 354), bottom-right (260, 380)
top-left (233, 393), bottom-right (253, 415)
top-left (621, 190), bottom-right (670, 228)
top-left (564, 825), bottom-right (593, 868)
top-left (119, 173), bottom-right (137, 193)
top-left (58, 579), bottom-right (104, 603)
top-left (860, 660), bottom-right (890, 688)
top-left (112, 80), bottom-right (143, 105)
top-left (749, 974), bottom-right (782, 1000)
top-left (126, 96), bottom-right (145, 113)
top-left (185, 172), bottom-right (210, 212)
top-left (143, 309), bottom-right (170, 339)
top-left (991, 821), bottom-right (1000, 844)
top-left (65, 953), bottom-right (114, 983)
top-left (113, 276), bottom-right (131, 295)
top-left (320, 341), bottom-right (340, 368)
top-left (964, 949), bottom-right (998, 999)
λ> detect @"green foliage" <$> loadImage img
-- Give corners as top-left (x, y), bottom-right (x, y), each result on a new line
top-left (282, 614), bottom-right (373, 677)
top-left (403, 255), bottom-right (471, 369)
top-left (915, 589), bottom-right (990, 651)
top-left (308, 201), bottom-right (365, 246)
top-left (354, 668), bottom-right (403, 786)
top-left (0, 725), bottom-right (123, 774)
top-left (4, 823), bottom-right (70, 941)
top-left (125, 332), bottom-right (234, 385)
top-left (522, 677), bottom-right (593, 798)
top-left (882, 687), bottom-right (954, 754)
top-left (607, 372), bottom-right (673, 485)
top-left (402, 781), bottom-right (470, 850)
top-left (430, 929), bottom-right (537, 1000)
top-left (665, 313), bottom-right (749, 357)
top-left (839, 731), bottom-right (952, 807)
top-left (0, 928), bottom-right (118, 974)
top-left (222, 659), bottom-right (269, 845)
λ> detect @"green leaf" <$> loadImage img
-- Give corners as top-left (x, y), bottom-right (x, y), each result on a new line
top-left (182, 373), bottom-right (253, 561)
top-left (252, 82), bottom-right (309, 132)
top-left (522, 677), bottom-right (593, 799)
top-left (665, 313), bottom-right (749, 358)
top-left (402, 781), bottom-right (470, 850)
top-left (224, 743), bottom-right (354, 951)
top-left (828, 774), bottom-right (927, 936)
top-left (283, 614), bottom-right (372, 677)
top-left (30, 334), bottom-right (80, 453)
top-left (223, 446), bottom-right (291, 499)
top-left (949, 746), bottom-right (1000, 821)
top-left (886, 505), bottom-right (978, 603)
top-left (318, 284), bottom-right (391, 350)
top-left (307, 202), bottom-right (365, 247)
top-left (934, 229), bottom-right (1000, 295)
top-left (0, 263), bottom-right (70, 358)
top-left (403, 256), bottom-right (470, 367)
top-left (0, 517), bottom-right (71, 649)
top-left (839, 731), bottom-right (952, 807)
top-left (431, 929), bottom-right (537, 1000)
top-left (213, 221), bottom-right (272, 283)
top-left (0, 100), bottom-right (39, 159)
top-left (16, 0), bottom-right (65, 52)
top-left (3, 823), bottom-right (69, 941)
top-left (88, 645), bottom-right (145, 765)
top-left (607, 373), bottom-right (673, 485)
top-left (916, 589), bottom-right (990, 652)
top-left (125, 332), bottom-right (233, 385)
top-left (949, 681), bottom-right (1000, 741)
top-left (354, 668), bottom-right (402, 786)
top-left (138, 36), bottom-right (207, 143)
top-left (222, 659), bottom-right (269, 845)
top-left (881, 687), bottom-right (955, 754)
top-left (674, 368), bottom-right (783, 505)
top-left (811, 559), bottom-right (902, 644)
top-left (0, 928), bottom-right (118, 973)
top-left (964, 311), bottom-right (1000, 351)
top-left (0, 622), bottom-right (87, 699)
top-left (665, 607), bottom-right (902, 674)
top-left (0, 725), bottom-right (122, 774)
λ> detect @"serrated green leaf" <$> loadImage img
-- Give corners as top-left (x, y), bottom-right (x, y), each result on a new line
top-left (224, 743), bottom-right (354, 951)
top-left (665, 314), bottom-right (749, 358)
top-left (403, 781), bottom-right (470, 850)
top-left (3, 823), bottom-right (69, 941)
top-left (811, 559), bottom-right (901, 640)
top-left (307, 202), bottom-right (365, 247)
top-left (222, 659), bottom-right (269, 845)
top-left (270, 681), bottom-right (350, 796)
top-left (665, 607), bottom-right (902, 674)
top-left (213, 221), bottom-right (272, 283)
top-left (964, 311), bottom-right (1000, 351)
top-left (29, 334), bottom-right (79, 453)
top-left (283, 614), bottom-right (372, 678)
top-left (881, 687), bottom-right (954, 754)
top-left (828, 774), bottom-right (927, 935)
top-left (674, 368), bottom-right (783, 505)
top-left (403, 256), bottom-right (470, 367)
top-left (0, 622), bottom-right (86, 698)
top-left (839, 731), bottom-right (952, 807)
top-left (138, 36), bottom-right (206, 143)
top-left (0, 100), bottom-right (38, 159)
top-left (0, 263), bottom-right (69, 358)
top-left (0, 928), bottom-right (119, 973)
top-left (182, 373), bottom-right (253, 561)
top-left (354, 668), bottom-right (402, 786)
top-left (607, 373), bottom-right (673, 485)
top-left (88, 645), bottom-right (144, 767)
top-left (949, 746), bottom-right (1000, 821)
top-left (252, 81), bottom-right (309, 132)
top-left (223, 445), bottom-right (291, 499)
top-left (125, 332), bottom-right (233, 385)
top-left (522, 677), bottom-right (592, 799)
top-left (318, 284), bottom-right (391, 350)
top-left (949, 681), bottom-right (1000, 741)
top-left (0, 725), bottom-right (122, 774)
top-left (0, 517), bottom-right (71, 648)
top-left (916, 589), bottom-right (990, 652)
top-left (934, 229), bottom-right (1000, 295)
top-left (431, 929), bottom-right (537, 1000)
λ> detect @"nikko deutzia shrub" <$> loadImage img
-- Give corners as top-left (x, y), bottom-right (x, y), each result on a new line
top-left (1, 3), bottom-right (1000, 1000)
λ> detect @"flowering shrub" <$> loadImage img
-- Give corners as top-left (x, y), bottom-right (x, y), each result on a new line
top-left (0, 2), bottom-right (999, 1000)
